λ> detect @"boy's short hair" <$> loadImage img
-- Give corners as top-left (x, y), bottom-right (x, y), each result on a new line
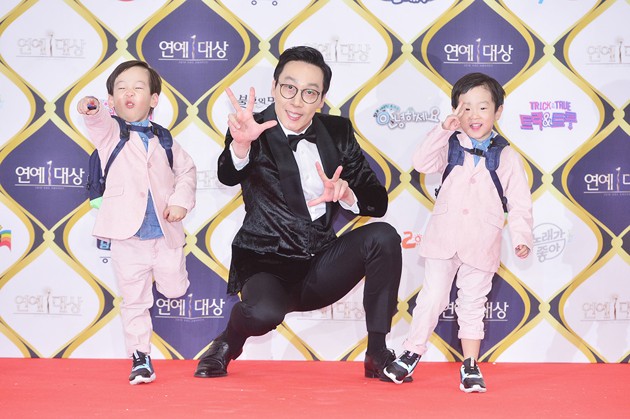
top-left (273, 46), bottom-right (332, 96)
top-left (106, 60), bottom-right (162, 96)
top-left (451, 72), bottom-right (505, 111)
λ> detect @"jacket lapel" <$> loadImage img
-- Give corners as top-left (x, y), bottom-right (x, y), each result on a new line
top-left (311, 116), bottom-right (340, 223)
top-left (130, 133), bottom-right (150, 160)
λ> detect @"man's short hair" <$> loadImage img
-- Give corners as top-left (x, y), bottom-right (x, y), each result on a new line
top-left (273, 46), bottom-right (332, 96)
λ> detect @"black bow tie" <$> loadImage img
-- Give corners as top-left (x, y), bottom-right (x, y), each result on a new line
top-left (287, 126), bottom-right (317, 151)
top-left (129, 124), bottom-right (154, 138)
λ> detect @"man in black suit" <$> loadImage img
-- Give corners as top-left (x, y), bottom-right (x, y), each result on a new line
top-left (194, 46), bottom-right (403, 381)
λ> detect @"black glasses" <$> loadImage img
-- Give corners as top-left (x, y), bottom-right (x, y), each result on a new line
top-left (278, 83), bottom-right (321, 104)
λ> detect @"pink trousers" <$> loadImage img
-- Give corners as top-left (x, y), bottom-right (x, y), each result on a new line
top-left (111, 236), bottom-right (189, 356)
top-left (403, 254), bottom-right (494, 356)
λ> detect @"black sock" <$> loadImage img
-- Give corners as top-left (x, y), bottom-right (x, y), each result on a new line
top-left (366, 332), bottom-right (386, 355)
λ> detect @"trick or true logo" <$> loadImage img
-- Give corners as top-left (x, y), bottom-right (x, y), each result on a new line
top-left (0, 225), bottom-right (11, 251)
top-left (158, 35), bottom-right (230, 62)
top-left (373, 104), bottom-right (440, 130)
top-left (155, 293), bottom-right (226, 320)
top-left (14, 289), bottom-right (83, 315)
top-left (520, 100), bottom-right (577, 131)
top-left (17, 32), bottom-right (85, 58)
top-left (582, 295), bottom-right (630, 321)
top-left (532, 223), bottom-right (567, 263)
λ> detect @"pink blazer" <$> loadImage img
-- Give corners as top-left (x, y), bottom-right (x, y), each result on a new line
top-left (83, 108), bottom-right (196, 249)
top-left (413, 126), bottom-right (533, 272)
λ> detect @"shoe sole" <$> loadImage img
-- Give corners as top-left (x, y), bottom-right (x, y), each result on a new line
top-left (459, 383), bottom-right (486, 393)
top-left (130, 373), bottom-right (156, 385)
top-left (194, 371), bottom-right (228, 378)
top-left (366, 369), bottom-right (413, 384)
top-left (381, 369), bottom-right (408, 385)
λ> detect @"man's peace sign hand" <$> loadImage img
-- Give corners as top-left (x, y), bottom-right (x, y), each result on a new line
top-left (308, 163), bottom-right (355, 207)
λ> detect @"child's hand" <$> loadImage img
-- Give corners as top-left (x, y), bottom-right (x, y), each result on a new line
top-left (441, 102), bottom-right (464, 131)
top-left (515, 244), bottom-right (530, 259)
top-left (163, 205), bottom-right (187, 222)
top-left (77, 96), bottom-right (100, 115)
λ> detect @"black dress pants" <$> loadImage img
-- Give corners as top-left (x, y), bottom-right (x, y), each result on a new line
top-left (227, 222), bottom-right (402, 348)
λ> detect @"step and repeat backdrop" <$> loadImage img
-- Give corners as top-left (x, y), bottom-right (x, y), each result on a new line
top-left (0, 0), bottom-right (628, 363)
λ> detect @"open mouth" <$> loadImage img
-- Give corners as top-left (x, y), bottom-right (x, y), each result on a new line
top-left (286, 110), bottom-right (302, 121)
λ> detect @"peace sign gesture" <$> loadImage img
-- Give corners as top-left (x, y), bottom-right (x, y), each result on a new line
top-left (442, 101), bottom-right (465, 131)
top-left (226, 87), bottom-right (278, 157)
top-left (308, 162), bottom-right (355, 207)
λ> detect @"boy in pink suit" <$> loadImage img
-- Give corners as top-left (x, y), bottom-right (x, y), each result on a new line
top-left (77, 61), bottom-right (196, 385)
top-left (384, 73), bottom-right (533, 392)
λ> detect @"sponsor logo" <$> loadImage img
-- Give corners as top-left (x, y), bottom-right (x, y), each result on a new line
top-left (520, 100), bottom-right (577, 131)
top-left (586, 37), bottom-right (629, 65)
top-left (0, 225), bottom-right (11, 251)
top-left (583, 167), bottom-right (630, 196)
top-left (197, 169), bottom-right (230, 190)
top-left (373, 104), bottom-right (440, 129)
top-left (235, 92), bottom-right (274, 111)
top-left (251, 0), bottom-right (279, 5)
top-left (582, 295), bottom-right (629, 321)
top-left (401, 230), bottom-right (422, 249)
top-left (14, 289), bottom-right (82, 315)
top-left (382, 0), bottom-right (436, 4)
top-left (307, 41), bottom-right (372, 64)
top-left (533, 223), bottom-right (567, 263)
top-left (155, 293), bottom-right (226, 319)
top-left (158, 36), bottom-right (230, 62)
top-left (294, 301), bottom-right (366, 321)
top-left (444, 38), bottom-right (514, 66)
top-left (440, 300), bottom-right (510, 322)
top-left (17, 32), bottom-right (85, 59)
top-left (95, 239), bottom-right (111, 264)
top-left (14, 160), bottom-right (84, 190)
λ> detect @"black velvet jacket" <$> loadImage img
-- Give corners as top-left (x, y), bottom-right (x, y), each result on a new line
top-left (217, 104), bottom-right (388, 294)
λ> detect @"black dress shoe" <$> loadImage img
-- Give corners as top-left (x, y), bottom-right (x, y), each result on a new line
top-left (364, 348), bottom-right (413, 383)
top-left (194, 332), bottom-right (242, 378)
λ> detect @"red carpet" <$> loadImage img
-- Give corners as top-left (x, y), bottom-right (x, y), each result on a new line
top-left (1, 359), bottom-right (626, 418)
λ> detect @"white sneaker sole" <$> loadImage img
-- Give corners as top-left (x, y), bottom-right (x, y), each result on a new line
top-left (459, 383), bottom-right (486, 393)
top-left (382, 368), bottom-right (414, 385)
top-left (130, 373), bottom-right (156, 385)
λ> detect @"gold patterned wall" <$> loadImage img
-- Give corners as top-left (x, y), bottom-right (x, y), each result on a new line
top-left (0, 0), bottom-right (628, 363)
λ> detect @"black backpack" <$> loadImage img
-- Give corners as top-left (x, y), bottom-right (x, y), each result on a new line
top-left (434, 131), bottom-right (509, 213)
top-left (86, 115), bottom-right (174, 209)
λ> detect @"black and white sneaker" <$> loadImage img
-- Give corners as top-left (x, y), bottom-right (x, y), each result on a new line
top-left (129, 350), bottom-right (156, 385)
top-left (459, 357), bottom-right (486, 393)
top-left (382, 350), bottom-right (420, 385)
